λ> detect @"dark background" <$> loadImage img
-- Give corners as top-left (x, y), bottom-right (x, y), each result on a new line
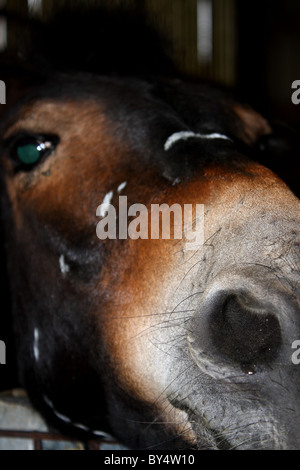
top-left (1, 0), bottom-right (300, 127)
top-left (0, 0), bottom-right (299, 391)
top-left (237, 0), bottom-right (300, 131)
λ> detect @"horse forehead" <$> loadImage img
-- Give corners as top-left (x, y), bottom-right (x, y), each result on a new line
top-left (2, 85), bottom-right (231, 167)
top-left (2, 79), bottom-right (265, 198)
top-left (2, 98), bottom-right (108, 137)
top-left (3, 77), bottom-right (231, 135)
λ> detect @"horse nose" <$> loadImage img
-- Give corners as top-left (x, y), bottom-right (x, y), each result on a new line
top-left (187, 270), bottom-right (298, 378)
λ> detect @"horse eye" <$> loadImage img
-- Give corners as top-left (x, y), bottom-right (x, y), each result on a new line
top-left (8, 134), bottom-right (59, 171)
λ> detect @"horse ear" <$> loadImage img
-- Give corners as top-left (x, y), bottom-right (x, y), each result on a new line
top-left (254, 122), bottom-right (300, 198)
top-left (231, 103), bottom-right (272, 145)
top-left (232, 103), bottom-right (300, 198)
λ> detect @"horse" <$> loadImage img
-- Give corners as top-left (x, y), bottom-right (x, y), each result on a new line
top-left (0, 6), bottom-right (300, 450)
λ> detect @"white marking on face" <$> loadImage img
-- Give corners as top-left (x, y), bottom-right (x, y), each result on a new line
top-left (53, 409), bottom-right (72, 424)
top-left (43, 395), bottom-right (120, 439)
top-left (43, 395), bottom-right (113, 437)
top-left (59, 254), bottom-right (70, 275)
top-left (98, 190), bottom-right (114, 217)
top-left (43, 395), bottom-right (54, 408)
top-left (164, 131), bottom-right (232, 151)
top-left (33, 328), bottom-right (39, 362)
top-left (117, 181), bottom-right (127, 193)
top-left (43, 395), bottom-right (72, 423)
top-left (91, 429), bottom-right (113, 439)
top-left (73, 423), bottom-right (90, 432)
top-left (172, 177), bottom-right (181, 186)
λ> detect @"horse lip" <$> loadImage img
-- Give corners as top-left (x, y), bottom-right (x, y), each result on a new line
top-left (167, 395), bottom-right (225, 449)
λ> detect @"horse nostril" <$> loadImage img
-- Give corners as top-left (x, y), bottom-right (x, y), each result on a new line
top-left (188, 291), bottom-right (283, 377)
top-left (210, 294), bottom-right (282, 373)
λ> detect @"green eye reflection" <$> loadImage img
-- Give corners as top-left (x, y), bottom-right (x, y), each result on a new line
top-left (17, 143), bottom-right (42, 165)
top-left (5, 133), bottom-right (59, 172)
top-left (10, 134), bottom-right (59, 170)
top-left (17, 140), bottom-right (53, 165)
